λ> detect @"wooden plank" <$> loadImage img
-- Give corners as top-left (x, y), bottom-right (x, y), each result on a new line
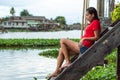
top-left (52, 21), bottom-right (120, 80)
top-left (117, 45), bottom-right (120, 80)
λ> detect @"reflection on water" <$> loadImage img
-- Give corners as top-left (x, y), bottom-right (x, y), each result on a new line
top-left (0, 49), bottom-right (56, 80)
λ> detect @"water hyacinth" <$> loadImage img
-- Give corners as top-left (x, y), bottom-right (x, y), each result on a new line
top-left (39, 49), bottom-right (59, 58)
top-left (0, 39), bottom-right (79, 47)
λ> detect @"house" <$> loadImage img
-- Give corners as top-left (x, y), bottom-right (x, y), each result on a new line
top-left (1, 16), bottom-right (59, 30)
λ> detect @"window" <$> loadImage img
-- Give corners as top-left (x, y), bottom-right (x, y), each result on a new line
top-left (8, 22), bottom-right (11, 26)
top-left (16, 22), bottom-right (18, 26)
top-left (4, 22), bottom-right (6, 25)
top-left (22, 22), bottom-right (24, 26)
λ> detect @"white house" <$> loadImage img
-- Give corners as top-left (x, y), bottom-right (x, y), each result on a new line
top-left (1, 16), bottom-right (59, 29)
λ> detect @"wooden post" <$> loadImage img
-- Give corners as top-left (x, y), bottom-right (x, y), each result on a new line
top-left (97, 0), bottom-right (104, 17)
top-left (85, 0), bottom-right (89, 27)
top-left (117, 45), bottom-right (120, 80)
top-left (81, 0), bottom-right (86, 38)
top-left (81, 0), bottom-right (90, 38)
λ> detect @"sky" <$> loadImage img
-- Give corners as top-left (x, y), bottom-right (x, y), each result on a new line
top-left (0, 0), bottom-right (119, 24)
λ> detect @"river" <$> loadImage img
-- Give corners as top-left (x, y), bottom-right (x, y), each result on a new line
top-left (0, 49), bottom-right (57, 80)
top-left (0, 30), bottom-right (81, 80)
top-left (0, 30), bottom-right (81, 39)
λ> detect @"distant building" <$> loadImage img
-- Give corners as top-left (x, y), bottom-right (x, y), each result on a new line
top-left (1, 16), bottom-right (59, 30)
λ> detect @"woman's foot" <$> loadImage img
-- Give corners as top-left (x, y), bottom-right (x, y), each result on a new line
top-left (60, 62), bottom-right (71, 71)
top-left (47, 70), bottom-right (60, 79)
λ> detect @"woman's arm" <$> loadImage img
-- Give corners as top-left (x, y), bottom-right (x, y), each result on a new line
top-left (78, 30), bottom-right (100, 47)
top-left (82, 30), bottom-right (100, 41)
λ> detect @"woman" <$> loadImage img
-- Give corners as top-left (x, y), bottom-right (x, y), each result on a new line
top-left (48, 7), bottom-right (101, 78)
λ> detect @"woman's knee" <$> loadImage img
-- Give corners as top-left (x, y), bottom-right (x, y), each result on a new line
top-left (60, 38), bottom-right (67, 44)
top-left (59, 48), bottom-right (63, 55)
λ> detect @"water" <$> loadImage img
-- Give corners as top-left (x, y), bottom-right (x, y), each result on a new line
top-left (0, 30), bottom-right (81, 80)
top-left (0, 49), bottom-right (56, 80)
top-left (0, 30), bottom-right (81, 39)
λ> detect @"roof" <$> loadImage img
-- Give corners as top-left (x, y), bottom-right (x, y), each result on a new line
top-left (10, 16), bottom-right (46, 20)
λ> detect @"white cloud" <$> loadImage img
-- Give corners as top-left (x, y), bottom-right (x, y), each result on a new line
top-left (0, 0), bottom-right (33, 7)
top-left (0, 0), bottom-right (84, 24)
top-left (0, 0), bottom-right (118, 24)
top-left (0, 5), bottom-right (11, 17)
top-left (24, 0), bottom-right (84, 24)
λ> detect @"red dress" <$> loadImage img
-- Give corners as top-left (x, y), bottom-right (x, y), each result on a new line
top-left (82, 20), bottom-right (101, 48)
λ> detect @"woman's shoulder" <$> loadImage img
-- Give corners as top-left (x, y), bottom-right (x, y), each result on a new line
top-left (92, 19), bottom-right (100, 23)
top-left (91, 19), bottom-right (100, 25)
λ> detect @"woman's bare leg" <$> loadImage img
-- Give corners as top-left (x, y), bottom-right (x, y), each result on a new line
top-left (48, 38), bottom-right (80, 78)
top-left (60, 39), bottom-right (70, 65)
top-left (60, 38), bottom-right (80, 53)
top-left (48, 48), bottom-right (64, 78)
top-left (60, 38), bottom-right (80, 68)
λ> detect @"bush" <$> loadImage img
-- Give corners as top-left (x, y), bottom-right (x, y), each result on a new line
top-left (111, 3), bottom-right (120, 22)
top-left (83, 50), bottom-right (117, 80)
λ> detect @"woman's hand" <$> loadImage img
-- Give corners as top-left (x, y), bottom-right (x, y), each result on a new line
top-left (78, 38), bottom-right (85, 48)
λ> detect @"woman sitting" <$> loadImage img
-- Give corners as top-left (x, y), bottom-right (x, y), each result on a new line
top-left (48, 7), bottom-right (101, 79)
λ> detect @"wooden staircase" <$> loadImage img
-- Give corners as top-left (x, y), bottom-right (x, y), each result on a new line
top-left (50, 20), bottom-right (120, 80)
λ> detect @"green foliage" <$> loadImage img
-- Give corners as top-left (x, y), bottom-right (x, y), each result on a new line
top-left (0, 39), bottom-right (79, 47)
top-left (0, 16), bottom-right (9, 23)
top-left (10, 7), bottom-right (15, 16)
top-left (33, 77), bottom-right (37, 80)
top-left (111, 3), bottom-right (120, 22)
top-left (20, 9), bottom-right (33, 16)
top-left (83, 50), bottom-right (117, 80)
top-left (83, 64), bottom-right (116, 80)
top-left (54, 16), bottom-right (66, 25)
top-left (39, 49), bottom-right (59, 58)
top-left (105, 49), bottom-right (117, 64)
top-left (0, 39), bottom-right (60, 47)
top-left (2, 16), bottom-right (10, 21)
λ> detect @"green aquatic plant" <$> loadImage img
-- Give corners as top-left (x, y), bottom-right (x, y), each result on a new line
top-left (0, 39), bottom-right (79, 47)
top-left (39, 49), bottom-right (59, 58)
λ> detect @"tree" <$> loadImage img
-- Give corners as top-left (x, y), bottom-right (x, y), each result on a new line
top-left (20, 9), bottom-right (33, 16)
top-left (10, 7), bottom-right (15, 16)
top-left (1, 16), bottom-right (9, 21)
top-left (54, 16), bottom-right (66, 25)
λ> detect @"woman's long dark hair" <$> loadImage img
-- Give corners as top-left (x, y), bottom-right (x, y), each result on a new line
top-left (86, 7), bottom-right (99, 21)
